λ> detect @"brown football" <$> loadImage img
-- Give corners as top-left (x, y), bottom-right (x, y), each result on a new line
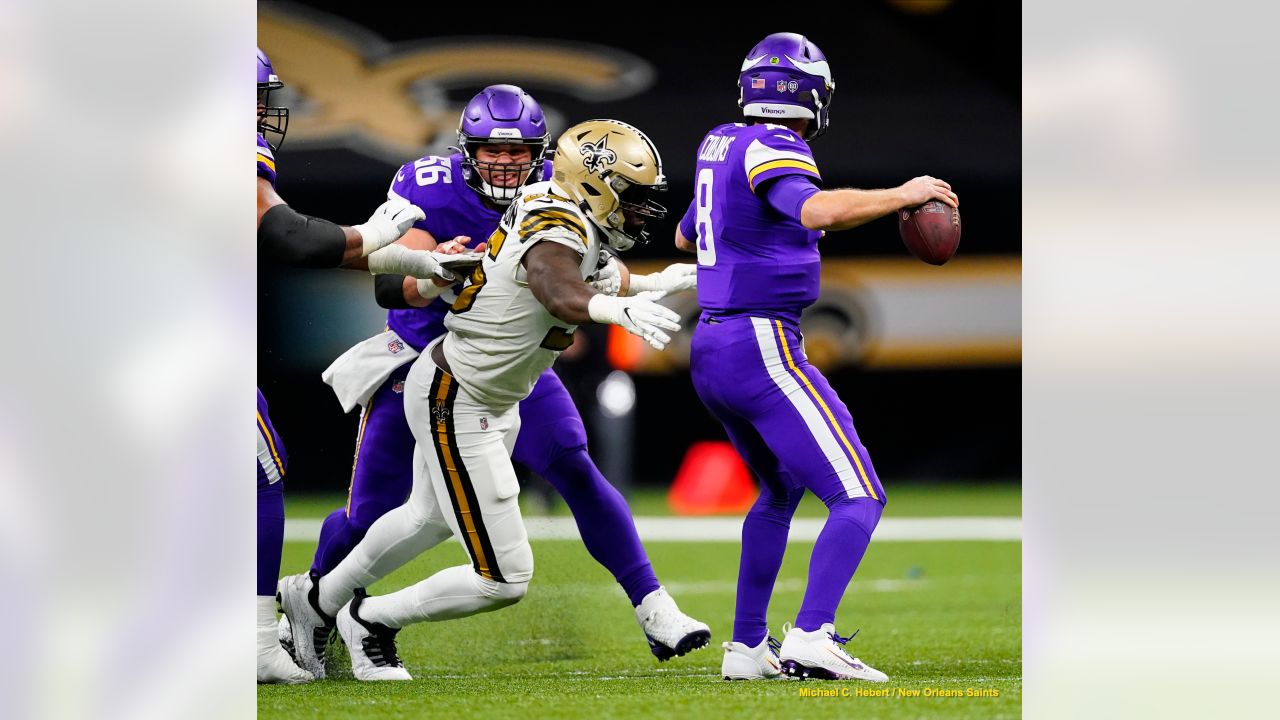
top-left (898, 201), bottom-right (961, 265)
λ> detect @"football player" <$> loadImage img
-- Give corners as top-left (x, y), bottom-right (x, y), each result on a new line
top-left (280, 119), bottom-right (705, 681)
top-left (289, 86), bottom-right (702, 679)
top-left (255, 47), bottom-right (461, 684)
top-left (676, 33), bottom-right (957, 682)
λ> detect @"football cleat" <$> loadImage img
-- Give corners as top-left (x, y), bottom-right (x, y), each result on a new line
top-left (336, 588), bottom-right (412, 681)
top-left (634, 586), bottom-right (711, 661)
top-left (778, 623), bottom-right (888, 682)
top-left (257, 630), bottom-right (313, 684)
top-left (277, 614), bottom-right (296, 662)
top-left (722, 633), bottom-right (783, 681)
top-left (276, 572), bottom-right (335, 679)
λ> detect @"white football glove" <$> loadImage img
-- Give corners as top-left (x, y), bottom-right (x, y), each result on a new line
top-left (627, 263), bottom-right (697, 298)
top-left (352, 199), bottom-right (426, 257)
top-left (434, 251), bottom-right (484, 275)
top-left (366, 244), bottom-right (457, 282)
top-left (587, 294), bottom-right (682, 350)
top-left (589, 253), bottom-right (624, 296)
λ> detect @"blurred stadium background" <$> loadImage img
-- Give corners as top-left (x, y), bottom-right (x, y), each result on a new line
top-left (256, 0), bottom-right (1019, 510)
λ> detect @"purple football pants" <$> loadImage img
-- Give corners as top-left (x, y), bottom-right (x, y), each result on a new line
top-left (690, 314), bottom-right (886, 645)
top-left (257, 390), bottom-right (288, 597)
top-left (311, 365), bottom-right (660, 606)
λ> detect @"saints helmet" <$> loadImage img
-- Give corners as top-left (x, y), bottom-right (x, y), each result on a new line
top-left (550, 119), bottom-right (666, 251)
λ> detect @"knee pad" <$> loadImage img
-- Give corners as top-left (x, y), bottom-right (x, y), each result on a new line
top-left (825, 495), bottom-right (884, 536)
top-left (493, 538), bottom-right (534, 585)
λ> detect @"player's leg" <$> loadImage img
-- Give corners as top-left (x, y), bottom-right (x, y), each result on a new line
top-left (255, 395), bottom-right (312, 683)
top-left (735, 317), bottom-right (887, 681)
top-left (282, 364), bottom-right (452, 679)
top-left (691, 327), bottom-right (798, 678)
top-left (512, 368), bottom-right (710, 660)
top-left (335, 363), bottom-right (531, 680)
top-left (311, 363), bottom-right (416, 576)
top-left (513, 369), bottom-right (657, 603)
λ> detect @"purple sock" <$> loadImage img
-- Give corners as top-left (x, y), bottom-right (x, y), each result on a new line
top-left (795, 496), bottom-right (883, 632)
top-left (734, 485), bottom-right (804, 646)
top-left (257, 479), bottom-right (285, 596)
top-left (541, 448), bottom-right (659, 606)
top-left (311, 508), bottom-right (370, 577)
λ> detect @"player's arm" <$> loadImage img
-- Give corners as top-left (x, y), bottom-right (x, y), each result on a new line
top-left (375, 230), bottom-right (478, 309)
top-left (798, 176), bottom-right (958, 232)
top-left (524, 241), bottom-right (681, 350)
top-left (256, 177), bottom-right (430, 269)
top-left (674, 198), bottom-right (696, 253)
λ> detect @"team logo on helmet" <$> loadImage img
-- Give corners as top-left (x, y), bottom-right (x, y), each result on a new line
top-left (579, 136), bottom-right (617, 174)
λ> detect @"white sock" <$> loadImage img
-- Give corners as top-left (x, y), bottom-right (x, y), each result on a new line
top-left (256, 596), bottom-right (279, 649)
top-left (318, 503), bottom-right (452, 617)
top-left (360, 565), bottom-right (525, 628)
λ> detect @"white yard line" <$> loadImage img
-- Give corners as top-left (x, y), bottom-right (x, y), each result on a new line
top-left (284, 516), bottom-right (1020, 543)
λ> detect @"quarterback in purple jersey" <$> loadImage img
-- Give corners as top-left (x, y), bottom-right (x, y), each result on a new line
top-left (675, 33), bottom-right (958, 682)
top-left (255, 47), bottom-right (467, 685)
top-left (278, 86), bottom-right (704, 680)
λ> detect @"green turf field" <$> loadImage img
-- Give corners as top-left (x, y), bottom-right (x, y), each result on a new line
top-left (262, 484), bottom-right (1020, 719)
top-left (285, 481), bottom-right (1022, 521)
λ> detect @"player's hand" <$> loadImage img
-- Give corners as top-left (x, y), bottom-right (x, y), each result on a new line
top-left (366, 244), bottom-right (458, 282)
top-left (898, 176), bottom-right (958, 209)
top-left (354, 199), bottom-right (426, 256)
top-left (629, 263), bottom-right (697, 297)
top-left (435, 236), bottom-right (472, 254)
top-left (589, 254), bottom-right (623, 296)
top-left (587, 294), bottom-right (682, 350)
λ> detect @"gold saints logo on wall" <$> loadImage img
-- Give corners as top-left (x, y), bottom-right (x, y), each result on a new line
top-left (258, 6), bottom-right (655, 162)
top-left (579, 136), bottom-right (617, 174)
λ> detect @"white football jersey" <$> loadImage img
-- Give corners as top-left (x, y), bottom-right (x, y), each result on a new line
top-left (442, 181), bottom-right (601, 408)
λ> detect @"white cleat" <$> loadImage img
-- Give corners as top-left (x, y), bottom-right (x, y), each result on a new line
top-left (277, 614), bottom-right (296, 662)
top-left (337, 589), bottom-right (412, 681)
top-left (722, 633), bottom-right (783, 681)
top-left (277, 573), bottom-right (334, 679)
top-left (257, 626), bottom-right (314, 684)
top-left (778, 623), bottom-right (888, 682)
top-left (635, 586), bottom-right (711, 661)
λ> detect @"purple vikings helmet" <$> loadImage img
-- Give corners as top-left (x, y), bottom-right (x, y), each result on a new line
top-left (257, 47), bottom-right (289, 149)
top-left (457, 85), bottom-right (550, 205)
top-left (737, 33), bottom-right (835, 141)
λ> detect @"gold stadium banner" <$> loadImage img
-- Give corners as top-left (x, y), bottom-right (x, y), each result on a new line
top-left (621, 256), bottom-right (1021, 371)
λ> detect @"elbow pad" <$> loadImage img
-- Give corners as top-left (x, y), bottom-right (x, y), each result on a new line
top-left (374, 274), bottom-right (413, 309)
top-left (258, 204), bottom-right (347, 268)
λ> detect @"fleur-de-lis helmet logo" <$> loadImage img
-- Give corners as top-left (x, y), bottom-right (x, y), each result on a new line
top-left (579, 136), bottom-right (617, 174)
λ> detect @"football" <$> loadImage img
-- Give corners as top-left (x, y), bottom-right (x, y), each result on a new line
top-left (898, 200), bottom-right (961, 265)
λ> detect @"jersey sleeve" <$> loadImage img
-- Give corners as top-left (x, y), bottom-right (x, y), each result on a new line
top-left (742, 130), bottom-right (821, 194)
top-left (256, 135), bottom-right (277, 187)
top-left (387, 161), bottom-right (416, 203)
top-left (518, 205), bottom-right (590, 256)
top-left (761, 174), bottom-right (821, 222)
top-left (678, 198), bottom-right (698, 242)
top-left (387, 161), bottom-right (432, 232)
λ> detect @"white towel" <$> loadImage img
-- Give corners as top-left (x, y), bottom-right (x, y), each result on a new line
top-left (322, 330), bottom-right (420, 413)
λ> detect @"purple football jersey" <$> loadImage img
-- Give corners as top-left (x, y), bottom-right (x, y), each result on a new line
top-left (688, 123), bottom-right (823, 321)
top-left (384, 153), bottom-right (554, 351)
top-left (256, 133), bottom-right (277, 187)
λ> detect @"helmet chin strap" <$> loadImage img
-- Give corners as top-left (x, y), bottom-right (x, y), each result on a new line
top-left (477, 176), bottom-right (518, 205)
